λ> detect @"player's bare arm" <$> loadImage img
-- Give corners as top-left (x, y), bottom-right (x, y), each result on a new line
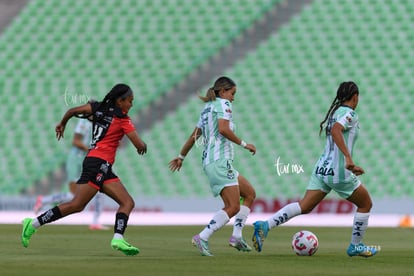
top-left (331, 122), bottom-right (364, 175)
top-left (169, 127), bottom-right (201, 172)
top-left (218, 119), bottom-right (256, 155)
top-left (56, 103), bottom-right (92, 140)
top-left (126, 131), bottom-right (147, 155)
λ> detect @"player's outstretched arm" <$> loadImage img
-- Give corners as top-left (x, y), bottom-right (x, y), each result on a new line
top-left (56, 103), bottom-right (92, 140)
top-left (169, 127), bottom-right (201, 172)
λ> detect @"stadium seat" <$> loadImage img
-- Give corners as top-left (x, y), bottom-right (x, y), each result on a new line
top-left (0, 0), bottom-right (412, 201)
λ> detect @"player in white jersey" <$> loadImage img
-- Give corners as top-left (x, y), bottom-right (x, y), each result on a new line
top-left (34, 115), bottom-right (108, 230)
top-left (252, 81), bottom-right (378, 257)
top-left (169, 76), bottom-right (257, 256)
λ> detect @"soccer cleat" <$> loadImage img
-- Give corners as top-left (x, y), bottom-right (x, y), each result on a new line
top-left (111, 238), bottom-right (140, 256)
top-left (191, 234), bottom-right (213, 256)
top-left (229, 236), bottom-right (252, 252)
top-left (252, 221), bottom-right (269, 252)
top-left (21, 218), bottom-right (37, 248)
top-left (89, 224), bottom-right (109, 230)
top-left (33, 196), bottom-right (43, 214)
top-left (347, 243), bottom-right (378, 258)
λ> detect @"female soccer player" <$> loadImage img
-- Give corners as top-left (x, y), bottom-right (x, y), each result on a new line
top-left (21, 84), bottom-right (147, 256)
top-left (252, 81), bottom-right (378, 257)
top-left (34, 114), bottom-right (108, 230)
top-left (169, 76), bottom-right (256, 256)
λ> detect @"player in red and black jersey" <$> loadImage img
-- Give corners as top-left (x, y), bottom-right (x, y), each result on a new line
top-left (21, 84), bottom-right (147, 256)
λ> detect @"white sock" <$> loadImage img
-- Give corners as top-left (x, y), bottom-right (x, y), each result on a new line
top-left (232, 205), bottom-right (250, 238)
top-left (32, 218), bottom-right (41, 229)
top-left (351, 212), bottom-right (370, 245)
top-left (113, 233), bottom-right (123, 239)
top-left (199, 210), bottom-right (230, 241)
top-left (92, 194), bottom-right (103, 225)
top-left (267, 202), bottom-right (301, 229)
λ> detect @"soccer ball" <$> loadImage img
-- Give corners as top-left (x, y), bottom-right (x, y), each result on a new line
top-left (291, 230), bottom-right (319, 256)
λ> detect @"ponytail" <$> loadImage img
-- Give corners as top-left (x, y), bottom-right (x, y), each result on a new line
top-left (74, 99), bottom-right (97, 121)
top-left (319, 96), bottom-right (340, 136)
top-left (319, 81), bottom-right (359, 136)
top-left (198, 87), bottom-right (217, 102)
top-left (198, 76), bottom-right (236, 103)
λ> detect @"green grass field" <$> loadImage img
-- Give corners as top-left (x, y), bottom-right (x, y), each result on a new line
top-left (1, 224), bottom-right (412, 276)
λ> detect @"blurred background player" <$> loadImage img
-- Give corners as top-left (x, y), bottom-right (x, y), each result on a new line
top-left (22, 83), bottom-right (147, 256)
top-left (252, 81), bottom-right (378, 258)
top-left (34, 110), bottom-right (108, 230)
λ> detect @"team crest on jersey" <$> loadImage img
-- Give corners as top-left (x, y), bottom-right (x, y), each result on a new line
top-left (96, 173), bottom-right (103, 182)
top-left (346, 116), bottom-right (352, 123)
top-left (225, 108), bottom-right (232, 113)
top-left (100, 162), bottom-right (109, 174)
top-left (227, 169), bottom-right (235, 179)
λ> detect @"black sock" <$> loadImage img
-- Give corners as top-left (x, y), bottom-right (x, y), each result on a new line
top-left (37, 206), bottom-right (63, 225)
top-left (114, 212), bottom-right (129, 235)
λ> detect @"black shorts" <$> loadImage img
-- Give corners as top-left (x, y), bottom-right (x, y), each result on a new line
top-left (77, 157), bottom-right (119, 190)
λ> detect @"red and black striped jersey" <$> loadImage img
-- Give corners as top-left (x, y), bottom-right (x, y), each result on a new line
top-left (86, 102), bottom-right (135, 164)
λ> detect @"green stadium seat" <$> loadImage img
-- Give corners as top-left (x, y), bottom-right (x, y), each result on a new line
top-left (0, 0), bottom-right (412, 201)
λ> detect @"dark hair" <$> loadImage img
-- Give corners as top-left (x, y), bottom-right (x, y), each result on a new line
top-left (96, 83), bottom-right (133, 119)
top-left (319, 81), bottom-right (359, 136)
top-left (75, 84), bottom-right (133, 122)
top-left (74, 98), bottom-right (97, 120)
top-left (199, 76), bottom-right (236, 102)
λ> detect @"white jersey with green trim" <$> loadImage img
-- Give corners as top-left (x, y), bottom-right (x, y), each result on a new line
top-left (314, 105), bottom-right (359, 183)
top-left (196, 98), bottom-right (235, 167)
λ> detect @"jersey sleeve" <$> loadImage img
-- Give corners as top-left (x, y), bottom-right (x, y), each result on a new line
top-left (217, 99), bottom-right (232, 121)
top-left (337, 109), bottom-right (358, 130)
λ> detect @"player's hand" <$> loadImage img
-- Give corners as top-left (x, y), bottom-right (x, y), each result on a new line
top-left (137, 143), bottom-right (147, 155)
top-left (55, 123), bottom-right (65, 140)
top-left (345, 157), bottom-right (355, 171)
top-left (351, 165), bottom-right (365, 176)
top-left (169, 158), bottom-right (183, 172)
top-left (245, 143), bottom-right (256, 155)
top-left (345, 158), bottom-right (364, 176)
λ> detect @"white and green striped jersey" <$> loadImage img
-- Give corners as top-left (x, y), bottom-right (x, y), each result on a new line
top-left (70, 119), bottom-right (92, 157)
top-left (314, 105), bottom-right (359, 183)
top-left (196, 98), bottom-right (235, 167)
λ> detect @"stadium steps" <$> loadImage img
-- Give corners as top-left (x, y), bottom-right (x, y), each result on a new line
top-left (116, 0), bottom-right (414, 199)
top-left (0, 0), bottom-right (282, 194)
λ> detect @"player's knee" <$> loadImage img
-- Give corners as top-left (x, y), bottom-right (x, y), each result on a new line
top-left (228, 205), bottom-right (240, 217)
top-left (362, 200), bottom-right (372, 212)
top-left (129, 198), bottom-right (135, 210)
top-left (246, 189), bottom-right (256, 201)
top-left (122, 197), bottom-right (135, 212)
